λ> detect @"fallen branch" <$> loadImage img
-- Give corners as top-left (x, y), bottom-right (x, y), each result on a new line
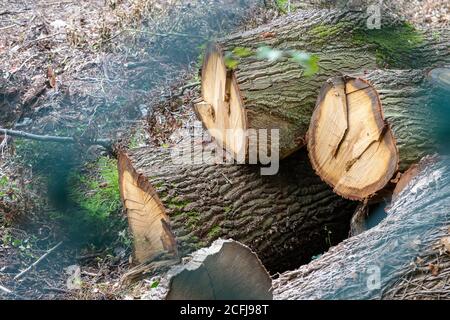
top-left (0, 128), bottom-right (111, 148)
top-left (14, 241), bottom-right (63, 280)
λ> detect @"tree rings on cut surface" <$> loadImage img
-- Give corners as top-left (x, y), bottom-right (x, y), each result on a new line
top-left (308, 76), bottom-right (399, 201)
top-left (165, 239), bottom-right (272, 300)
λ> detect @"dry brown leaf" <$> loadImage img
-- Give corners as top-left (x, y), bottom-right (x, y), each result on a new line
top-left (47, 66), bottom-right (57, 88)
top-left (260, 31), bottom-right (275, 39)
top-left (428, 263), bottom-right (439, 276)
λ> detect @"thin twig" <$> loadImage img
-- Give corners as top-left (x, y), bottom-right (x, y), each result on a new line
top-left (0, 128), bottom-right (111, 148)
top-left (0, 284), bottom-right (14, 295)
top-left (0, 25), bottom-right (15, 31)
top-left (14, 241), bottom-right (63, 280)
top-left (43, 286), bottom-right (70, 294)
top-left (0, 284), bottom-right (27, 299)
top-left (0, 9), bottom-right (31, 16)
top-left (124, 29), bottom-right (207, 39)
top-left (7, 54), bottom-right (39, 80)
top-left (221, 172), bottom-right (233, 185)
top-left (24, 33), bottom-right (64, 47)
top-left (38, 0), bottom-right (74, 6)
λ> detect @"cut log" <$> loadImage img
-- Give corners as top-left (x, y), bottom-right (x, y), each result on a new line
top-left (196, 8), bottom-right (449, 160)
top-left (142, 239), bottom-right (272, 300)
top-left (118, 141), bottom-right (357, 272)
top-left (308, 68), bottom-right (449, 200)
top-left (273, 155), bottom-right (450, 299)
top-left (308, 74), bottom-right (398, 200)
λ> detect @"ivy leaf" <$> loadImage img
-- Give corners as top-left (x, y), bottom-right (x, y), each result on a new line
top-left (224, 57), bottom-right (239, 69)
top-left (302, 55), bottom-right (319, 76)
top-left (275, 0), bottom-right (289, 13)
top-left (290, 51), bottom-right (311, 64)
top-left (256, 46), bottom-right (283, 62)
top-left (224, 51), bottom-right (239, 69)
top-left (232, 47), bottom-right (253, 58)
top-left (290, 51), bottom-right (319, 76)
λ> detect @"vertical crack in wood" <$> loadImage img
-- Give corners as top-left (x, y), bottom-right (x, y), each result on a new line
top-left (331, 76), bottom-right (349, 158)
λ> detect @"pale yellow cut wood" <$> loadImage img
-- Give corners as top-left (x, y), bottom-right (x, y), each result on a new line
top-left (118, 155), bottom-right (176, 263)
top-left (194, 102), bottom-right (216, 130)
top-left (165, 240), bottom-right (273, 300)
top-left (196, 46), bottom-right (247, 158)
top-left (308, 76), bottom-right (399, 200)
top-left (324, 77), bottom-right (348, 158)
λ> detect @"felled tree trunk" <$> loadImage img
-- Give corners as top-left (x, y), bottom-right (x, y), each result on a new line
top-left (196, 8), bottom-right (449, 160)
top-left (118, 141), bottom-right (357, 272)
top-left (273, 156), bottom-right (450, 300)
top-left (307, 68), bottom-right (449, 200)
top-left (141, 239), bottom-right (273, 300)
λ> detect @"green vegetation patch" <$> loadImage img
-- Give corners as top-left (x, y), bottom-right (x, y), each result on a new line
top-left (186, 211), bottom-right (200, 229)
top-left (70, 156), bottom-right (121, 220)
top-left (167, 197), bottom-right (191, 210)
top-left (309, 21), bottom-right (425, 68)
top-left (0, 175), bottom-right (18, 200)
top-left (207, 225), bottom-right (222, 239)
top-left (66, 156), bottom-right (126, 245)
top-left (310, 22), bottom-right (350, 45)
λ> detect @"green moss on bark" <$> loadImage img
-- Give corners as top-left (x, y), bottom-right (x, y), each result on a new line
top-left (352, 23), bottom-right (425, 68)
top-left (309, 20), bottom-right (426, 68)
top-left (310, 22), bottom-right (351, 46)
top-left (207, 225), bottom-right (222, 239)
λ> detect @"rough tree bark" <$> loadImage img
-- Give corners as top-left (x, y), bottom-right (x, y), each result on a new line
top-left (196, 8), bottom-right (449, 160)
top-left (272, 156), bottom-right (450, 299)
top-left (141, 239), bottom-right (273, 300)
top-left (308, 68), bottom-right (449, 200)
top-left (118, 140), bottom-right (357, 273)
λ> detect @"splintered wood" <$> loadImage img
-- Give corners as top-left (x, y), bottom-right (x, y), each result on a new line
top-left (195, 45), bottom-right (247, 159)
